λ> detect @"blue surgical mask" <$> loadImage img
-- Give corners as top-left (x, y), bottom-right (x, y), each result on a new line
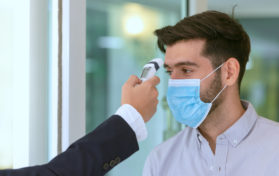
top-left (166, 64), bottom-right (227, 128)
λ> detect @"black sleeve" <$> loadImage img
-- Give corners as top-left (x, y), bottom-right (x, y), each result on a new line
top-left (0, 115), bottom-right (139, 176)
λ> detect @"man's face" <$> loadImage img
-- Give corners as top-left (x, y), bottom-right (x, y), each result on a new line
top-left (164, 39), bottom-right (224, 111)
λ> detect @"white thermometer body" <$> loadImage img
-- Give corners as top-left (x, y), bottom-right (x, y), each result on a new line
top-left (140, 58), bottom-right (163, 82)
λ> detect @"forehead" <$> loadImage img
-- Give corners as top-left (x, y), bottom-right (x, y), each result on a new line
top-left (164, 39), bottom-right (211, 67)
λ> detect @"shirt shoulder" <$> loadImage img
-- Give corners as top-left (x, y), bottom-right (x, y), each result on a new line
top-left (257, 116), bottom-right (279, 129)
top-left (148, 126), bottom-right (195, 160)
top-left (143, 127), bottom-right (196, 175)
top-left (253, 116), bottom-right (279, 147)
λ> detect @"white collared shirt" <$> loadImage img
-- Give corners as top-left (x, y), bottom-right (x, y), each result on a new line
top-left (143, 101), bottom-right (279, 176)
top-left (115, 104), bottom-right (147, 142)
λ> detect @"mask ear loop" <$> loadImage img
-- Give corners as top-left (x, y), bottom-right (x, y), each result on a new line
top-left (200, 63), bottom-right (227, 103)
top-left (201, 63), bottom-right (225, 82)
top-left (211, 85), bottom-right (227, 103)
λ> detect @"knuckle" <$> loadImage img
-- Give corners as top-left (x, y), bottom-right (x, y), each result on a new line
top-left (155, 88), bottom-right (159, 94)
top-left (145, 83), bottom-right (152, 89)
top-left (122, 84), bottom-right (130, 91)
top-left (130, 75), bottom-right (137, 80)
top-left (154, 76), bottom-right (160, 84)
top-left (122, 84), bottom-right (127, 89)
top-left (152, 88), bottom-right (158, 96)
top-left (154, 91), bottom-right (158, 97)
top-left (152, 99), bottom-right (158, 105)
top-left (155, 76), bottom-right (160, 82)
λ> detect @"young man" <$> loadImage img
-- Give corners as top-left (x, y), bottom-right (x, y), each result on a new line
top-left (143, 11), bottom-right (279, 176)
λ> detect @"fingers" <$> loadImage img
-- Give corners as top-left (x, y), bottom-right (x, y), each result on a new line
top-left (144, 76), bottom-right (159, 98)
top-left (144, 76), bottom-right (160, 86)
top-left (153, 88), bottom-right (159, 98)
top-left (155, 99), bottom-right (159, 105)
top-left (125, 75), bottom-right (142, 87)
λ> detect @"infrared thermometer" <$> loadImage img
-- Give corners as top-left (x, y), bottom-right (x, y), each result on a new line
top-left (140, 58), bottom-right (163, 82)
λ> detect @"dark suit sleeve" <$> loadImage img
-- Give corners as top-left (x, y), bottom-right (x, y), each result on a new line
top-left (0, 115), bottom-right (139, 176)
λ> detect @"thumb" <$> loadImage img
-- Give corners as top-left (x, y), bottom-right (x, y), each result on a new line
top-left (144, 76), bottom-right (160, 86)
top-left (126, 75), bottom-right (142, 87)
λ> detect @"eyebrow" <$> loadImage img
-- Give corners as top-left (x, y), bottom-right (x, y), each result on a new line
top-left (163, 61), bottom-right (199, 68)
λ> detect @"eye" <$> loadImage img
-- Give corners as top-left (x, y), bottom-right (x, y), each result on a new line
top-left (165, 70), bottom-right (172, 75)
top-left (182, 68), bottom-right (192, 74)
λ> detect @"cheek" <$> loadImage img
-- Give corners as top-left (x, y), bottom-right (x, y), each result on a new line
top-left (200, 78), bottom-right (212, 94)
top-left (199, 77), bottom-right (217, 102)
top-left (170, 70), bottom-right (185, 79)
top-left (199, 81), bottom-right (209, 102)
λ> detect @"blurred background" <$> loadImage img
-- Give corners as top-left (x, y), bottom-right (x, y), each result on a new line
top-left (85, 0), bottom-right (279, 175)
top-left (0, 0), bottom-right (278, 175)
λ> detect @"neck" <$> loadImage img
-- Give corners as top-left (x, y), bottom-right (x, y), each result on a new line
top-left (198, 93), bottom-right (245, 154)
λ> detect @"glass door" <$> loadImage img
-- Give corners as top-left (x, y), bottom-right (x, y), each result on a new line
top-left (86, 0), bottom-right (187, 175)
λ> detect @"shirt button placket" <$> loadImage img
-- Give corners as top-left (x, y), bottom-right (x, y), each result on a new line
top-left (215, 135), bottom-right (228, 176)
top-left (209, 165), bottom-right (218, 176)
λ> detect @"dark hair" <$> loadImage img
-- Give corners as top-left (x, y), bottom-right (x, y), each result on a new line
top-left (154, 10), bottom-right (250, 88)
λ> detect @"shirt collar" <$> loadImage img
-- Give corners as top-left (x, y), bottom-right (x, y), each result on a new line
top-left (194, 100), bottom-right (258, 148)
top-left (194, 128), bottom-right (206, 149)
top-left (223, 100), bottom-right (258, 147)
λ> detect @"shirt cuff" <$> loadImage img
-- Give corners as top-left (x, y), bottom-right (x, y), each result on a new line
top-left (115, 104), bottom-right (148, 142)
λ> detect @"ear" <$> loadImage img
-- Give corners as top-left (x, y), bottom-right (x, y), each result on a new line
top-left (222, 58), bottom-right (240, 86)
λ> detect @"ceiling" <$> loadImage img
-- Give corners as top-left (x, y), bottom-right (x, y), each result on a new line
top-left (208, 0), bottom-right (279, 17)
top-left (88, 0), bottom-right (279, 17)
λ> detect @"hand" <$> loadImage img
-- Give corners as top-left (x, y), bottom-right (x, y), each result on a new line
top-left (121, 75), bottom-right (160, 122)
